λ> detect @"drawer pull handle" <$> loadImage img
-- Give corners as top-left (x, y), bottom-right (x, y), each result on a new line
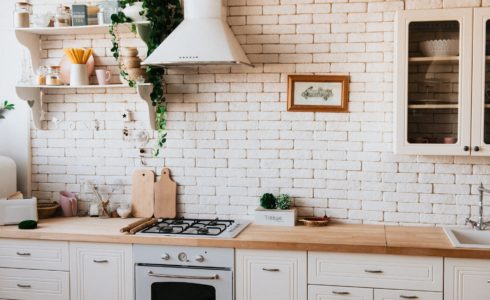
top-left (332, 291), bottom-right (350, 295)
top-left (16, 252), bottom-right (31, 256)
top-left (364, 269), bottom-right (383, 274)
top-left (262, 268), bottom-right (280, 272)
top-left (93, 259), bottom-right (109, 263)
top-left (17, 284), bottom-right (31, 288)
top-left (400, 296), bottom-right (419, 299)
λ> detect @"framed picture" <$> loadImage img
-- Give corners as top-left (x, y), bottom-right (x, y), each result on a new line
top-left (287, 75), bottom-right (349, 112)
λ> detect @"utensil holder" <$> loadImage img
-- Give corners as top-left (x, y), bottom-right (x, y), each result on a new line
top-left (70, 64), bottom-right (89, 86)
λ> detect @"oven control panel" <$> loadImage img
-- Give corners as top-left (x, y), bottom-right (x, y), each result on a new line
top-left (134, 245), bottom-right (234, 268)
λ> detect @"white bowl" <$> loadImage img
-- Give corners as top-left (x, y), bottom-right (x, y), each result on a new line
top-left (419, 39), bottom-right (459, 57)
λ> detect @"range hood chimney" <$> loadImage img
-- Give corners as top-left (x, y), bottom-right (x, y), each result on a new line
top-left (142, 0), bottom-right (252, 67)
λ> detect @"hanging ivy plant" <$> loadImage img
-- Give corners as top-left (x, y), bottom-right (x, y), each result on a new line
top-left (110, 0), bottom-right (183, 157)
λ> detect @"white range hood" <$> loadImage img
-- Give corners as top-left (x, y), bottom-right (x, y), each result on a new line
top-left (142, 0), bottom-right (252, 67)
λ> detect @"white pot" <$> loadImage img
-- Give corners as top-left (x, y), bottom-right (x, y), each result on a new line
top-left (122, 2), bottom-right (147, 22)
top-left (70, 64), bottom-right (89, 86)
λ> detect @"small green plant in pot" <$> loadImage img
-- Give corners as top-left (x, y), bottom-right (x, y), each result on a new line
top-left (255, 193), bottom-right (297, 227)
top-left (0, 101), bottom-right (15, 119)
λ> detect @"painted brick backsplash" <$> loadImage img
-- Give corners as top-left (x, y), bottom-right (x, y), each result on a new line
top-left (28, 0), bottom-right (490, 226)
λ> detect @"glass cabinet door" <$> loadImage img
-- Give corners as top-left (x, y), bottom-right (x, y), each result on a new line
top-left (471, 9), bottom-right (490, 156)
top-left (396, 9), bottom-right (473, 155)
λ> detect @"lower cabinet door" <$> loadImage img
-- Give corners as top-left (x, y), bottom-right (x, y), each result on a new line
top-left (0, 268), bottom-right (69, 300)
top-left (374, 289), bottom-right (442, 300)
top-left (236, 249), bottom-right (307, 300)
top-left (308, 285), bottom-right (373, 300)
top-left (70, 242), bottom-right (133, 300)
top-left (445, 258), bottom-right (490, 300)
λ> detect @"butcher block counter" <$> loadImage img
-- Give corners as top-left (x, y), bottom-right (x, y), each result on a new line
top-left (0, 217), bottom-right (489, 259)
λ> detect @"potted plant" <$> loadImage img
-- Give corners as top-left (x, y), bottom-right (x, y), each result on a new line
top-left (0, 101), bottom-right (15, 119)
top-left (110, 0), bottom-right (183, 157)
top-left (255, 193), bottom-right (297, 227)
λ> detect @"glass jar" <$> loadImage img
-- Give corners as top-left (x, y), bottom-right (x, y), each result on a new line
top-left (36, 66), bottom-right (46, 85)
top-left (55, 4), bottom-right (70, 27)
top-left (14, 1), bottom-right (32, 28)
top-left (45, 66), bottom-right (63, 86)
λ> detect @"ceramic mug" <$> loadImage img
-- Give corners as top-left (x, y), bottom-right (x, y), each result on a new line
top-left (95, 69), bottom-right (112, 85)
top-left (59, 191), bottom-right (77, 217)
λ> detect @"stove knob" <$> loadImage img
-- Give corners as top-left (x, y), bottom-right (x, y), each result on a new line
top-left (178, 252), bottom-right (188, 262)
top-left (161, 253), bottom-right (170, 260)
top-left (195, 255), bottom-right (205, 263)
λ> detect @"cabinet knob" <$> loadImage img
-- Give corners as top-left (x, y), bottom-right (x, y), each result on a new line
top-left (262, 268), bottom-right (280, 272)
top-left (195, 255), bottom-right (205, 263)
top-left (364, 269), bottom-right (383, 274)
top-left (474, 146), bottom-right (480, 152)
top-left (464, 146), bottom-right (470, 152)
top-left (332, 291), bottom-right (350, 295)
top-left (161, 253), bottom-right (170, 260)
top-left (400, 296), bottom-right (419, 299)
top-left (16, 252), bottom-right (31, 256)
top-left (17, 284), bottom-right (31, 288)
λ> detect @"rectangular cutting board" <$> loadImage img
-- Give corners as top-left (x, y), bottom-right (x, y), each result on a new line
top-left (131, 170), bottom-right (155, 218)
top-left (154, 168), bottom-right (177, 219)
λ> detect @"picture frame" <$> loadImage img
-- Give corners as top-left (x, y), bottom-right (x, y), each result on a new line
top-left (287, 75), bottom-right (350, 112)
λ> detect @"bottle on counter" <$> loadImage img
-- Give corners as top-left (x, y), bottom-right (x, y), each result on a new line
top-left (14, 1), bottom-right (32, 28)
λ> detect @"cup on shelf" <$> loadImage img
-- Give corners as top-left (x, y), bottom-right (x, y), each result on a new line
top-left (443, 137), bottom-right (457, 144)
top-left (95, 69), bottom-right (112, 85)
top-left (70, 64), bottom-right (89, 86)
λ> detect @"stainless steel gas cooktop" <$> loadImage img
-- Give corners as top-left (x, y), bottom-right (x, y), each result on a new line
top-left (136, 218), bottom-right (251, 239)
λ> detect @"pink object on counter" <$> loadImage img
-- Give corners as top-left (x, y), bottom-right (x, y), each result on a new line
top-left (59, 191), bottom-right (77, 217)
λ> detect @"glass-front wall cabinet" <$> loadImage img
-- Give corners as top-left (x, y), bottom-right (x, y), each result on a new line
top-left (471, 8), bottom-right (490, 156)
top-left (396, 9), bottom-right (473, 155)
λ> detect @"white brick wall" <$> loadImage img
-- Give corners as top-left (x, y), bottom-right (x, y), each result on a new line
top-left (29, 0), bottom-right (490, 225)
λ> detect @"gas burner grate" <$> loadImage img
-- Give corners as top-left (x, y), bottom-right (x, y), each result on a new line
top-left (140, 218), bottom-right (236, 237)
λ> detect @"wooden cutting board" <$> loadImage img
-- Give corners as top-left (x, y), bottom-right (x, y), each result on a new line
top-left (131, 170), bottom-right (155, 218)
top-left (154, 168), bottom-right (177, 219)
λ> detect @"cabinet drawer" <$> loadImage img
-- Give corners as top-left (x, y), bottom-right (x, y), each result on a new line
top-left (375, 289), bottom-right (442, 300)
top-left (308, 285), bottom-right (373, 300)
top-left (308, 252), bottom-right (443, 291)
top-left (0, 239), bottom-right (69, 271)
top-left (0, 267), bottom-right (69, 300)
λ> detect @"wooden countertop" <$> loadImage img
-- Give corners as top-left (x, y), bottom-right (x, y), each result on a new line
top-left (0, 217), bottom-right (489, 259)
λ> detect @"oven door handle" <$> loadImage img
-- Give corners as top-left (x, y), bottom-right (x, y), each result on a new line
top-left (147, 270), bottom-right (220, 280)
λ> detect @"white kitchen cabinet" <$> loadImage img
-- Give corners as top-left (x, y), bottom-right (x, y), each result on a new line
top-left (70, 242), bottom-right (133, 300)
top-left (0, 267), bottom-right (69, 300)
top-left (0, 238), bottom-right (69, 271)
top-left (308, 252), bottom-right (443, 292)
top-left (236, 249), bottom-right (307, 300)
top-left (395, 8), bottom-right (474, 155)
top-left (308, 285), bottom-right (373, 300)
top-left (444, 258), bottom-right (490, 300)
top-left (374, 289), bottom-right (442, 300)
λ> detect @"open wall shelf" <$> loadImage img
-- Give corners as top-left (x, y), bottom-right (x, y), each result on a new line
top-left (15, 22), bottom-right (149, 72)
top-left (16, 83), bottom-right (156, 130)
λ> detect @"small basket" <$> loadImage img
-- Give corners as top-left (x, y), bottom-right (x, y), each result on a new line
top-left (299, 215), bottom-right (330, 227)
top-left (37, 203), bottom-right (60, 219)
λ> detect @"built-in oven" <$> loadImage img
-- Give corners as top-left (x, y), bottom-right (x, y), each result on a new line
top-left (135, 264), bottom-right (232, 300)
top-left (134, 245), bottom-right (235, 300)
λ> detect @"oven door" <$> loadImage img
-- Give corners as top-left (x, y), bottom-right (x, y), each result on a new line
top-left (135, 264), bottom-right (233, 300)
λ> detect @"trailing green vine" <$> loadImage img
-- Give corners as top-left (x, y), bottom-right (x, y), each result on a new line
top-left (110, 0), bottom-right (182, 157)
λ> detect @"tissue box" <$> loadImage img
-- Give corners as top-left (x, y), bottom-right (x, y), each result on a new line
top-left (254, 207), bottom-right (297, 227)
top-left (0, 198), bottom-right (38, 225)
